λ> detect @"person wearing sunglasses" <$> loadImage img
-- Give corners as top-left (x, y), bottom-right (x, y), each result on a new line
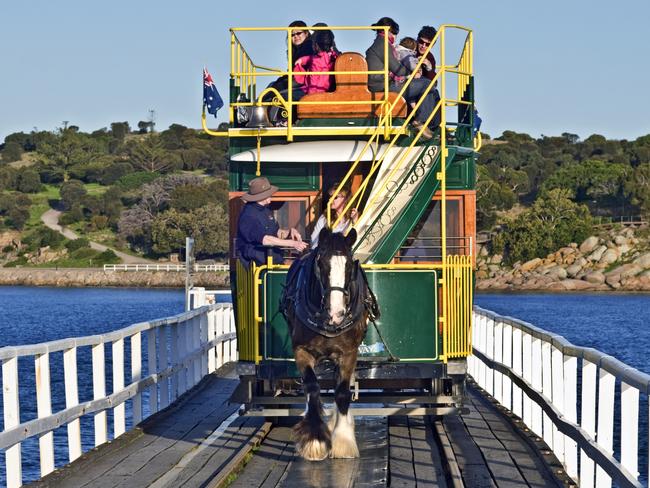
top-left (366, 17), bottom-right (439, 140)
top-left (416, 26), bottom-right (437, 82)
top-left (264, 20), bottom-right (314, 99)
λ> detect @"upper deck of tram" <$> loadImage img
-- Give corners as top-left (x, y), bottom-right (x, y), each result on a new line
top-left (202, 23), bottom-right (477, 146)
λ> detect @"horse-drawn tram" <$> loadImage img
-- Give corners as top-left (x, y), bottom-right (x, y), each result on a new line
top-left (203, 21), bottom-right (478, 461)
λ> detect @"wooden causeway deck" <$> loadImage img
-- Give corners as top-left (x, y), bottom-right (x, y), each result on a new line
top-left (27, 370), bottom-right (568, 487)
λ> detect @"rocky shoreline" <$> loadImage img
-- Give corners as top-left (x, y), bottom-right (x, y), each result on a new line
top-left (476, 226), bottom-right (650, 292)
top-left (0, 268), bottom-right (229, 288)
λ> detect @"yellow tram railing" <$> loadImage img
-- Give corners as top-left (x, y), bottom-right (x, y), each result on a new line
top-left (443, 255), bottom-right (473, 359)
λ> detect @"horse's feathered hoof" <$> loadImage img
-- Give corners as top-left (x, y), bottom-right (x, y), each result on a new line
top-left (294, 417), bottom-right (331, 461)
top-left (329, 412), bottom-right (359, 458)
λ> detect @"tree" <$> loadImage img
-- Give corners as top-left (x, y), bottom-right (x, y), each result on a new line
top-left (36, 128), bottom-right (107, 179)
top-left (150, 203), bottom-right (228, 256)
top-left (16, 169), bottom-right (42, 193)
top-left (126, 134), bottom-right (176, 173)
top-left (110, 122), bottom-right (131, 141)
top-left (60, 180), bottom-right (87, 210)
top-left (6, 207), bottom-right (30, 230)
top-left (1, 141), bottom-right (23, 162)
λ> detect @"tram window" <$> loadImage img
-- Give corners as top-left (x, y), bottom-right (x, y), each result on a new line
top-left (399, 198), bottom-right (467, 262)
top-left (269, 199), bottom-right (309, 237)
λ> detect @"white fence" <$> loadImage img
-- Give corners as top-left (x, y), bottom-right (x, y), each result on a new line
top-left (0, 304), bottom-right (237, 488)
top-left (103, 264), bottom-right (230, 272)
top-left (470, 306), bottom-right (649, 488)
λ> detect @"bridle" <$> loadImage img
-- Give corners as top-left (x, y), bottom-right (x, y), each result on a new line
top-left (314, 249), bottom-right (351, 309)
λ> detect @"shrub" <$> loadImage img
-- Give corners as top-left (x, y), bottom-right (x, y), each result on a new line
top-left (16, 169), bottom-right (42, 193)
top-left (60, 205), bottom-right (85, 225)
top-left (70, 248), bottom-right (96, 259)
top-left (6, 207), bottom-right (29, 230)
top-left (65, 238), bottom-right (91, 251)
top-left (23, 226), bottom-right (65, 251)
top-left (2, 245), bottom-right (14, 253)
top-left (115, 171), bottom-right (160, 190)
top-left (4, 256), bottom-right (28, 267)
top-left (95, 249), bottom-right (119, 264)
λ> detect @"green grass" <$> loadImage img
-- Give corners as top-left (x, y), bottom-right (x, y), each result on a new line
top-left (26, 185), bottom-right (61, 228)
top-left (34, 248), bottom-right (120, 268)
top-left (83, 183), bottom-right (109, 195)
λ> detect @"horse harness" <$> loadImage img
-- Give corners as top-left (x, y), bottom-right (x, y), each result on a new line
top-left (280, 251), bottom-right (380, 338)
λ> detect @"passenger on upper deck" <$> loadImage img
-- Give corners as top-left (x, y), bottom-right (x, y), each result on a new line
top-left (294, 29), bottom-right (339, 95)
top-left (265, 21), bottom-right (314, 97)
top-left (365, 17), bottom-right (440, 140)
top-left (236, 177), bottom-right (308, 267)
top-left (311, 182), bottom-right (358, 249)
top-left (416, 26), bottom-right (437, 82)
top-left (395, 37), bottom-right (420, 74)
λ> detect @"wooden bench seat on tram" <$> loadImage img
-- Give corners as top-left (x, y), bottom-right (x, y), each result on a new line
top-left (297, 52), bottom-right (407, 119)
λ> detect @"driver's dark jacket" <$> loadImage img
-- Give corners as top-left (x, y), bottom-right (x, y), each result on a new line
top-left (236, 202), bottom-right (283, 268)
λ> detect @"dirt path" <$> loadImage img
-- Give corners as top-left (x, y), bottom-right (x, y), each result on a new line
top-left (41, 209), bottom-right (153, 264)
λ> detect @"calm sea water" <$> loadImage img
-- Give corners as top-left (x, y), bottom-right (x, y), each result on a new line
top-left (1, 288), bottom-right (648, 485)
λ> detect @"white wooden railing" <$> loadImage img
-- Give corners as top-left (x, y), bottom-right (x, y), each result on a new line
top-left (470, 306), bottom-right (649, 488)
top-left (103, 264), bottom-right (230, 272)
top-left (0, 303), bottom-right (237, 488)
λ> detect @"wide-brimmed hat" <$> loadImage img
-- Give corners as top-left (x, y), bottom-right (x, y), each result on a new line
top-left (241, 176), bottom-right (279, 202)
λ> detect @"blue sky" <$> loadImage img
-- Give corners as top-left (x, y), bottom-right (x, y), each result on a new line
top-left (1, 0), bottom-right (649, 142)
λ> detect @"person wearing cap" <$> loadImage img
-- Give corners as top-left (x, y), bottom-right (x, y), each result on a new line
top-left (236, 176), bottom-right (308, 267)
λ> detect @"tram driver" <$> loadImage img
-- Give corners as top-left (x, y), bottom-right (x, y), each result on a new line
top-left (236, 176), bottom-right (308, 267)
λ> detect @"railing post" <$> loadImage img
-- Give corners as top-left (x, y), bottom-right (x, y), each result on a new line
top-left (35, 352), bottom-right (54, 477)
top-left (200, 312), bottom-right (209, 377)
top-left (493, 319), bottom-right (503, 403)
top-left (512, 326), bottom-right (523, 418)
top-left (502, 321), bottom-right (512, 411)
top-left (550, 346), bottom-right (564, 464)
top-left (522, 332), bottom-right (533, 429)
top-left (131, 332), bottom-right (142, 425)
top-left (595, 368), bottom-right (615, 488)
top-left (3, 357), bottom-right (22, 488)
top-left (581, 359), bottom-right (597, 487)
top-left (192, 315), bottom-right (202, 385)
top-left (541, 341), bottom-right (553, 448)
top-left (147, 328), bottom-right (158, 415)
top-left (216, 307), bottom-right (225, 367)
top-left (92, 342), bottom-right (107, 446)
top-left (485, 315), bottom-right (494, 396)
top-left (530, 336), bottom-right (543, 437)
top-left (170, 322), bottom-right (180, 400)
top-left (63, 347), bottom-right (82, 462)
top-left (620, 382), bottom-right (639, 482)
top-left (563, 355), bottom-right (578, 480)
top-left (160, 324), bottom-right (170, 408)
top-left (112, 338), bottom-right (126, 437)
top-left (207, 310), bottom-right (216, 373)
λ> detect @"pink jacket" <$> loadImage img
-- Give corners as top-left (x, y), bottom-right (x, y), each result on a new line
top-left (294, 50), bottom-right (338, 94)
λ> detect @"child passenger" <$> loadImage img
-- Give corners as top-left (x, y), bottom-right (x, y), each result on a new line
top-left (395, 37), bottom-right (420, 73)
top-left (294, 29), bottom-right (339, 95)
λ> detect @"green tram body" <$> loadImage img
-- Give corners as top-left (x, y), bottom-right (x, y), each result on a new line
top-left (216, 24), bottom-right (478, 410)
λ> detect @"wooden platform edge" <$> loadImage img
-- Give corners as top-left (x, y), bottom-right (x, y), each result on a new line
top-left (467, 380), bottom-right (577, 487)
top-left (206, 421), bottom-right (273, 488)
top-left (432, 417), bottom-right (465, 488)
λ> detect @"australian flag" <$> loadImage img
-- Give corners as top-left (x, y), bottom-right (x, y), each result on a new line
top-left (203, 67), bottom-right (223, 117)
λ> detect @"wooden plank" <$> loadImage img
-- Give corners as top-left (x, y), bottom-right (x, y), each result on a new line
top-left (408, 416), bottom-right (446, 487)
top-left (229, 426), bottom-right (295, 488)
top-left (388, 416), bottom-right (416, 487)
top-left (467, 386), bottom-right (568, 488)
top-left (443, 414), bottom-right (495, 488)
top-left (433, 418), bottom-right (463, 487)
top-left (459, 399), bottom-right (527, 488)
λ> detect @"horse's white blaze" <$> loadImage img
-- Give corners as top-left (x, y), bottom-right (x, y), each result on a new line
top-left (328, 255), bottom-right (347, 325)
top-left (330, 411), bottom-right (359, 458)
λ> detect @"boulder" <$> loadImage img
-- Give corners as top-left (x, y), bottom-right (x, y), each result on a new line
top-left (579, 236), bottom-right (599, 254)
top-left (618, 243), bottom-right (631, 255)
top-left (546, 265), bottom-right (568, 280)
top-left (599, 248), bottom-right (619, 265)
top-left (545, 279), bottom-right (594, 291)
top-left (588, 245), bottom-right (608, 262)
top-left (566, 263), bottom-right (583, 277)
top-left (583, 271), bottom-right (605, 285)
top-left (614, 235), bottom-right (627, 245)
top-left (490, 254), bottom-right (503, 265)
top-left (520, 258), bottom-right (542, 272)
top-left (476, 269), bottom-right (489, 279)
top-left (633, 252), bottom-right (650, 269)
